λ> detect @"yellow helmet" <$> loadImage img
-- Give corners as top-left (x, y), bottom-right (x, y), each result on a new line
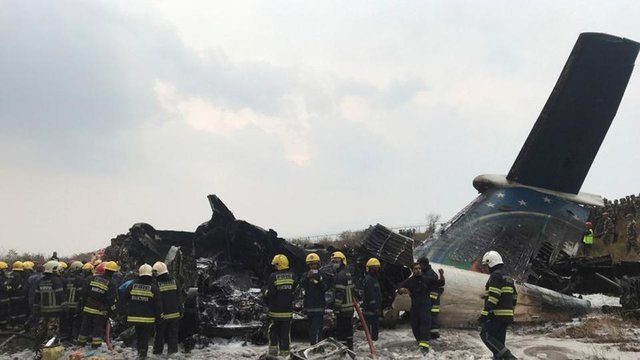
top-left (366, 257), bottom-right (381, 271)
top-left (12, 261), bottom-right (24, 271)
top-left (331, 251), bottom-right (347, 266)
top-left (104, 261), bottom-right (119, 272)
top-left (59, 261), bottom-right (68, 270)
top-left (82, 263), bottom-right (94, 271)
top-left (23, 261), bottom-right (35, 271)
top-left (70, 261), bottom-right (83, 271)
top-left (305, 253), bottom-right (320, 264)
top-left (0, 261), bottom-right (8, 270)
top-left (271, 254), bottom-right (289, 270)
top-left (93, 259), bottom-right (102, 266)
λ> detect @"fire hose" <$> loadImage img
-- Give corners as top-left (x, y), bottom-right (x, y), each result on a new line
top-left (353, 299), bottom-right (377, 356)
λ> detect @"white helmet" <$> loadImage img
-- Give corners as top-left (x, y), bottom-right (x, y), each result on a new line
top-left (482, 251), bottom-right (503, 268)
top-left (43, 260), bottom-right (60, 274)
top-left (139, 264), bottom-right (153, 277)
top-left (152, 261), bottom-right (168, 275)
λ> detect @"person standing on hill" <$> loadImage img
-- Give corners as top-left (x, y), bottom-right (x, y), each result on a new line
top-left (582, 222), bottom-right (594, 256)
top-left (602, 213), bottom-right (614, 245)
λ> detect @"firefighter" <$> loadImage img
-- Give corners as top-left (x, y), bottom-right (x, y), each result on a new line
top-left (300, 252), bottom-right (328, 345)
top-left (264, 254), bottom-right (296, 357)
top-left (398, 261), bottom-right (445, 353)
top-left (124, 264), bottom-right (161, 360)
top-left (63, 261), bottom-right (85, 339)
top-left (331, 251), bottom-right (356, 350)
top-left (152, 261), bottom-right (182, 356)
top-left (33, 261), bottom-right (66, 348)
top-left (363, 258), bottom-right (382, 341)
top-left (418, 256), bottom-right (444, 340)
top-left (77, 261), bottom-right (118, 348)
top-left (583, 222), bottom-right (594, 256)
top-left (24, 261), bottom-right (42, 329)
top-left (8, 261), bottom-right (28, 329)
top-left (81, 262), bottom-right (94, 280)
top-left (0, 261), bottom-right (9, 330)
top-left (479, 251), bottom-right (518, 360)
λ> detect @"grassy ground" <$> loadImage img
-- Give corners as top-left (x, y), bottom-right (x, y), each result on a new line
top-left (587, 217), bottom-right (640, 261)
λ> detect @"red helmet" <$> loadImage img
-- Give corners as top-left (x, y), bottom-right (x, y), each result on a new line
top-left (95, 262), bottom-right (106, 275)
top-left (585, 221), bottom-right (592, 227)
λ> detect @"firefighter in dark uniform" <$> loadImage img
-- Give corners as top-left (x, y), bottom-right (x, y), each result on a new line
top-left (0, 261), bottom-right (10, 330)
top-left (81, 262), bottom-right (94, 280)
top-left (398, 261), bottom-right (445, 353)
top-left (418, 256), bottom-right (444, 340)
top-left (7, 261), bottom-right (28, 329)
top-left (63, 261), bottom-right (85, 339)
top-left (77, 261), bottom-right (118, 348)
top-left (264, 254), bottom-right (296, 357)
top-left (32, 261), bottom-right (66, 349)
top-left (479, 251), bottom-right (518, 360)
top-left (124, 264), bottom-right (161, 360)
top-left (299, 253), bottom-right (328, 345)
top-left (363, 258), bottom-right (382, 341)
top-left (152, 261), bottom-right (182, 355)
top-left (331, 251), bottom-right (356, 350)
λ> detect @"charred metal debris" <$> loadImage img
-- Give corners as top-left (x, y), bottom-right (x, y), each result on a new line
top-left (99, 195), bottom-right (411, 345)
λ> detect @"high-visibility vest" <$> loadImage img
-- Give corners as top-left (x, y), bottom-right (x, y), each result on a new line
top-left (583, 229), bottom-right (594, 245)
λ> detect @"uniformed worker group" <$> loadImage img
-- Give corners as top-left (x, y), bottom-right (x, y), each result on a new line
top-left (0, 249), bottom-right (517, 359)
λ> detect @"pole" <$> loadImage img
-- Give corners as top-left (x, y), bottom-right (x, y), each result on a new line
top-left (353, 300), bottom-right (376, 356)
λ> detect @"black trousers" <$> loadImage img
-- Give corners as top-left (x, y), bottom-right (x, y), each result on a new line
top-left (134, 324), bottom-right (154, 355)
top-left (268, 319), bottom-right (291, 355)
top-left (410, 305), bottom-right (431, 343)
top-left (480, 320), bottom-right (510, 357)
top-left (307, 313), bottom-right (324, 345)
top-left (364, 313), bottom-right (379, 341)
top-left (0, 301), bottom-right (8, 330)
top-left (153, 319), bottom-right (179, 354)
top-left (430, 311), bottom-right (440, 339)
top-left (78, 313), bottom-right (107, 348)
top-left (336, 315), bottom-right (353, 350)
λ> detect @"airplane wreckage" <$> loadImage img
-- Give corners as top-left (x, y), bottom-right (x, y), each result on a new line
top-left (5, 33), bottom-right (638, 355)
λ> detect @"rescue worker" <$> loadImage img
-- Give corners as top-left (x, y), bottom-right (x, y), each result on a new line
top-left (32, 260), bottom-right (66, 348)
top-left (418, 256), bottom-right (444, 340)
top-left (362, 258), bottom-right (382, 341)
top-left (299, 253), bottom-right (328, 345)
top-left (479, 251), bottom-right (518, 360)
top-left (7, 261), bottom-right (28, 329)
top-left (626, 214), bottom-right (639, 254)
top-left (152, 261), bottom-right (182, 356)
top-left (0, 261), bottom-right (9, 330)
top-left (331, 251), bottom-right (356, 350)
top-left (63, 261), bottom-right (85, 339)
top-left (25, 262), bottom-right (44, 330)
top-left (398, 261), bottom-right (445, 353)
top-left (583, 222), bottom-right (594, 256)
top-left (124, 264), bottom-right (161, 360)
top-left (77, 261), bottom-right (118, 349)
top-left (602, 212), bottom-right (615, 245)
top-left (264, 254), bottom-right (296, 357)
top-left (58, 261), bottom-right (68, 277)
top-left (81, 262), bottom-right (94, 280)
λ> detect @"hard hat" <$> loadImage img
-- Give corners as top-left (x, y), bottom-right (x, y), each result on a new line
top-left (585, 221), bottom-right (592, 227)
top-left (23, 261), bottom-right (35, 271)
top-left (331, 251), bottom-right (347, 265)
top-left (0, 261), bottom-right (8, 270)
top-left (12, 261), bottom-right (24, 271)
top-left (152, 261), bottom-right (168, 275)
top-left (482, 251), bottom-right (504, 268)
top-left (44, 260), bottom-right (60, 274)
top-left (271, 254), bottom-right (289, 271)
top-left (93, 259), bottom-right (102, 266)
top-left (95, 262), bottom-right (106, 275)
top-left (139, 264), bottom-right (153, 277)
top-left (70, 261), bottom-right (84, 271)
top-left (104, 261), bottom-right (119, 272)
top-left (305, 253), bottom-right (320, 264)
top-left (59, 261), bottom-right (68, 270)
top-left (82, 263), bottom-right (94, 271)
top-left (366, 258), bottom-right (381, 271)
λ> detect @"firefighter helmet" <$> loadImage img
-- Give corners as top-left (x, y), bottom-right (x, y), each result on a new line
top-left (331, 251), bottom-right (347, 265)
top-left (82, 263), bottom-right (94, 271)
top-left (70, 261), bottom-right (83, 271)
top-left (44, 260), bottom-right (60, 274)
top-left (12, 261), bottom-right (24, 271)
top-left (95, 262), bottom-right (106, 275)
top-left (139, 264), bottom-right (153, 277)
top-left (271, 254), bottom-right (289, 270)
top-left (585, 221), bottom-right (592, 227)
top-left (0, 261), bottom-right (8, 270)
top-left (93, 259), bottom-right (102, 266)
top-left (305, 253), bottom-right (320, 264)
top-left (152, 261), bottom-right (168, 275)
top-left (482, 251), bottom-right (503, 268)
top-left (59, 261), bottom-right (68, 270)
top-left (22, 261), bottom-right (35, 271)
top-left (366, 257), bottom-right (381, 271)
top-left (104, 261), bottom-right (119, 272)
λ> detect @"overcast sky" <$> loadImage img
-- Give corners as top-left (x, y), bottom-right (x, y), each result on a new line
top-left (1, 1), bottom-right (640, 256)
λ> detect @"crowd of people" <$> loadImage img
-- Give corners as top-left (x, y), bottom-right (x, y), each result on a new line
top-left (583, 194), bottom-right (640, 255)
top-left (0, 257), bottom-right (182, 359)
top-left (1, 249), bottom-right (519, 359)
